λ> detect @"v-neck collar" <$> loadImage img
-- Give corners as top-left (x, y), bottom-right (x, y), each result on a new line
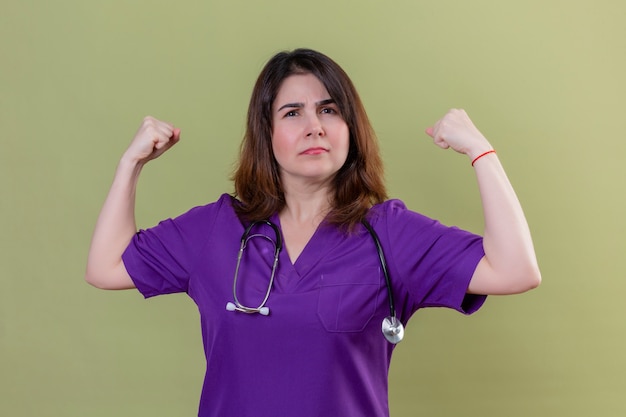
top-left (270, 212), bottom-right (346, 282)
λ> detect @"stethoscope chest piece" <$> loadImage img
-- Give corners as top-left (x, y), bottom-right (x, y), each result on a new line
top-left (382, 316), bottom-right (404, 344)
top-left (228, 218), bottom-right (406, 344)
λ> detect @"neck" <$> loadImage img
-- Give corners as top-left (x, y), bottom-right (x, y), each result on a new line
top-left (280, 185), bottom-right (333, 227)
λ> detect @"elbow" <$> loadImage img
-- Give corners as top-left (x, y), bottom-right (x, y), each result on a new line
top-left (84, 273), bottom-right (122, 290)
top-left (468, 260), bottom-right (541, 295)
top-left (515, 264), bottom-right (542, 293)
top-left (529, 267), bottom-right (542, 289)
top-left (527, 258), bottom-right (542, 289)
top-left (84, 266), bottom-right (118, 290)
top-left (84, 262), bottom-right (134, 290)
top-left (84, 270), bottom-right (106, 289)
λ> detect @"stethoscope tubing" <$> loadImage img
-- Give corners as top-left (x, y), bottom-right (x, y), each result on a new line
top-left (227, 218), bottom-right (404, 343)
top-left (230, 221), bottom-right (282, 314)
top-left (361, 219), bottom-right (397, 321)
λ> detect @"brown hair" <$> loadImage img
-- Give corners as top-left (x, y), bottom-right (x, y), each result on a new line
top-left (232, 48), bottom-right (387, 230)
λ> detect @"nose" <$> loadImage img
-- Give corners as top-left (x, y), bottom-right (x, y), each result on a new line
top-left (306, 114), bottom-right (325, 138)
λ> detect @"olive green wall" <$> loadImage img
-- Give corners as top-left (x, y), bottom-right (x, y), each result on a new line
top-left (1, 0), bottom-right (624, 416)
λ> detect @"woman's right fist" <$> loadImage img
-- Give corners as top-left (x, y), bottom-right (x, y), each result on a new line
top-left (123, 116), bottom-right (180, 165)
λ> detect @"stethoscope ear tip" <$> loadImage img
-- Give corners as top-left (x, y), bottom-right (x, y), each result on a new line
top-left (226, 301), bottom-right (270, 315)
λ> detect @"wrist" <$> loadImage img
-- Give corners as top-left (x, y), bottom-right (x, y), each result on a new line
top-left (117, 154), bottom-right (146, 178)
top-left (471, 149), bottom-right (496, 166)
top-left (119, 151), bottom-right (146, 169)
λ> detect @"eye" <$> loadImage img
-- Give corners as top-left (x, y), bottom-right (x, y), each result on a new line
top-left (284, 110), bottom-right (298, 117)
top-left (320, 107), bottom-right (337, 115)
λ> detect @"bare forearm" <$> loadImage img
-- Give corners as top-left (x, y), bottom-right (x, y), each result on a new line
top-left (425, 109), bottom-right (541, 295)
top-left (85, 117), bottom-right (180, 289)
top-left (471, 153), bottom-right (541, 294)
top-left (85, 158), bottom-right (143, 289)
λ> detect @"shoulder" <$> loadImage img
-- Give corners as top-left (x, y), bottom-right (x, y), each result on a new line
top-left (171, 193), bottom-right (237, 222)
top-left (367, 199), bottom-right (438, 230)
top-left (366, 199), bottom-right (482, 248)
top-left (141, 193), bottom-right (241, 240)
top-left (369, 199), bottom-right (409, 217)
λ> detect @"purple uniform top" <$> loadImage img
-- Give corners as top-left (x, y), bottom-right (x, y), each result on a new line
top-left (122, 193), bottom-right (486, 417)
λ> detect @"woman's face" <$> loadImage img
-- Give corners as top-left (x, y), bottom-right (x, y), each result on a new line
top-left (271, 73), bottom-right (350, 189)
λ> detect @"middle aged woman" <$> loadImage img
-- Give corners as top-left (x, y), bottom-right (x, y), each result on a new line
top-left (85, 48), bottom-right (541, 417)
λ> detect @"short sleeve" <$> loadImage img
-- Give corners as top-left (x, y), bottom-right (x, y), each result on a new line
top-left (378, 200), bottom-right (486, 317)
top-left (122, 196), bottom-right (226, 298)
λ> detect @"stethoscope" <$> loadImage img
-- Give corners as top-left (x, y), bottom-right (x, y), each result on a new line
top-left (226, 220), bottom-right (405, 344)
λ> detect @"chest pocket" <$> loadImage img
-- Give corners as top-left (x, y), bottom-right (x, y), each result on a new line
top-left (317, 267), bottom-right (381, 332)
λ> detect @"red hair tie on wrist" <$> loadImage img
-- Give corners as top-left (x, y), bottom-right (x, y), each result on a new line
top-left (471, 150), bottom-right (496, 167)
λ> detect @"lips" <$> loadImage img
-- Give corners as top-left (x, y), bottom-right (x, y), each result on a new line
top-left (300, 147), bottom-right (328, 155)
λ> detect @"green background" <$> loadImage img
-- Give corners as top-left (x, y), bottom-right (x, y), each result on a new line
top-left (1, 0), bottom-right (625, 415)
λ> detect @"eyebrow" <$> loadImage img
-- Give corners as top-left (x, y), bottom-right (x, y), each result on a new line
top-left (276, 98), bottom-right (335, 112)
